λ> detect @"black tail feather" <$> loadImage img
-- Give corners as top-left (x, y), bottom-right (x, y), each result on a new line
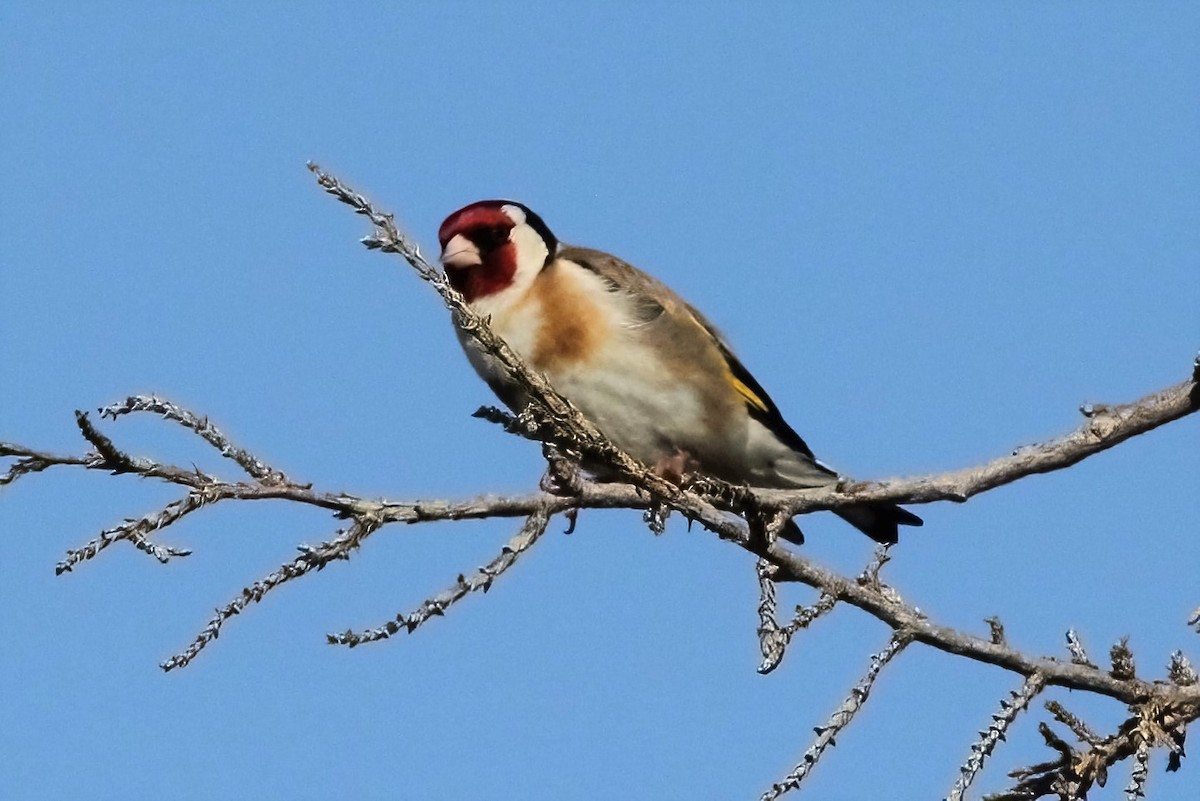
top-left (776, 504), bottom-right (922, 546)
top-left (835, 503), bottom-right (923, 544)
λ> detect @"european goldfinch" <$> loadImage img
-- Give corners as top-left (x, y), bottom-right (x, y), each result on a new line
top-left (438, 200), bottom-right (922, 544)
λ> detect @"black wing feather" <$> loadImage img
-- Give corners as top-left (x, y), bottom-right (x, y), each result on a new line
top-left (716, 342), bottom-right (820, 461)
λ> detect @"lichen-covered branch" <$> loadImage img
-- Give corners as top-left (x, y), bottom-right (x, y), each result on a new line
top-left (0, 442), bottom-right (92, 485)
top-left (327, 505), bottom-right (552, 647)
top-left (989, 697), bottom-right (1194, 801)
top-left (161, 514), bottom-right (383, 671)
top-left (100, 395), bottom-right (289, 483)
top-left (56, 490), bottom-right (205, 574)
top-left (755, 559), bottom-right (790, 674)
top-left (759, 367), bottom-right (1199, 519)
top-left (755, 547), bottom-right (894, 676)
top-left (762, 540), bottom-right (1200, 707)
top-left (948, 673), bottom-right (1047, 801)
top-left (11, 404), bottom-right (1193, 714)
top-left (760, 633), bottom-right (912, 800)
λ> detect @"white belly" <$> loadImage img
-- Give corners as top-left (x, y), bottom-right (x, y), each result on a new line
top-left (544, 335), bottom-right (708, 465)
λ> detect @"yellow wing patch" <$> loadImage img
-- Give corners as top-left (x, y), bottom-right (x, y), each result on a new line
top-left (681, 302), bottom-right (772, 416)
top-left (726, 370), bottom-right (769, 413)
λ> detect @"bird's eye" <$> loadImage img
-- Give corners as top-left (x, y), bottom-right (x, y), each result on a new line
top-left (477, 224), bottom-right (509, 249)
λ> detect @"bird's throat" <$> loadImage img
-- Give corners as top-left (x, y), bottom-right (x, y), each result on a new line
top-left (447, 247), bottom-right (518, 303)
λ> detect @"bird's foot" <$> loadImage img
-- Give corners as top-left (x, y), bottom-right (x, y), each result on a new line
top-left (540, 444), bottom-right (584, 496)
top-left (652, 449), bottom-right (700, 484)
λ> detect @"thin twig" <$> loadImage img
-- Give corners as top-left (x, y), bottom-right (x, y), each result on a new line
top-left (758, 370), bottom-right (1199, 519)
top-left (99, 395), bottom-right (289, 484)
top-left (760, 632), bottom-right (913, 800)
top-left (0, 443), bottom-right (91, 485)
top-left (1045, 700), bottom-right (1103, 746)
top-left (947, 672), bottom-right (1046, 801)
top-left (327, 506), bottom-right (552, 646)
top-left (1126, 739), bottom-right (1150, 799)
top-left (1111, 637), bottom-right (1137, 680)
top-left (1066, 628), bottom-right (1096, 667)
top-left (56, 491), bottom-right (208, 573)
top-left (161, 514), bottom-right (382, 671)
top-left (755, 559), bottom-right (789, 674)
top-left (74, 410), bottom-right (148, 472)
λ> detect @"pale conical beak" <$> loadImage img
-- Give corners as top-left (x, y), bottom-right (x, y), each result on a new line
top-left (440, 234), bottom-right (482, 268)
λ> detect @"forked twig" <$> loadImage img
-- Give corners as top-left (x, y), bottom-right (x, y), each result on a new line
top-left (161, 514), bottom-right (382, 671)
top-left (327, 506), bottom-right (552, 646)
top-left (100, 395), bottom-right (288, 483)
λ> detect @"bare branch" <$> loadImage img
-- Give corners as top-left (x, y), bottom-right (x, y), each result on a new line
top-left (161, 514), bottom-right (382, 671)
top-left (99, 395), bottom-right (289, 484)
top-left (764, 540), bottom-right (1200, 708)
top-left (7, 404), bottom-right (1198, 709)
top-left (760, 633), bottom-right (912, 800)
top-left (74, 410), bottom-right (150, 473)
top-left (758, 369), bottom-right (1199, 518)
top-left (1045, 700), bottom-right (1103, 746)
top-left (1111, 637), bottom-right (1137, 680)
top-left (948, 672), bottom-right (1046, 801)
top-left (1126, 738), bottom-right (1150, 800)
top-left (985, 617), bottom-right (1007, 646)
top-left (1065, 628), bottom-right (1096, 668)
top-left (327, 505), bottom-right (552, 647)
top-left (0, 442), bottom-right (93, 485)
top-left (56, 491), bottom-right (206, 574)
top-left (16, 355), bottom-right (1197, 548)
top-left (992, 700), bottom-right (1195, 800)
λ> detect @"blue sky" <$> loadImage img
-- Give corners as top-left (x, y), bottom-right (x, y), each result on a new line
top-left (2, 4), bottom-right (1198, 799)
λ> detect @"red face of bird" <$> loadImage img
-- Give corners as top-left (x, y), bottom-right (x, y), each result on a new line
top-left (438, 201), bottom-right (558, 304)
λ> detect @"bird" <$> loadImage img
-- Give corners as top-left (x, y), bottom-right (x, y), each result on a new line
top-left (437, 200), bottom-right (922, 544)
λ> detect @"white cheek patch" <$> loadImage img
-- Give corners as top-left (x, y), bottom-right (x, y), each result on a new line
top-left (501, 204), bottom-right (527, 226)
top-left (509, 222), bottom-right (550, 277)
